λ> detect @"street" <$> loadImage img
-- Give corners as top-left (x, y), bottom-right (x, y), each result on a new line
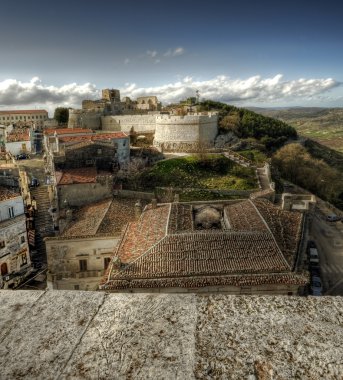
top-left (309, 210), bottom-right (343, 295)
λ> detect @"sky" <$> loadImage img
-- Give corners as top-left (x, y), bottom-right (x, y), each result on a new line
top-left (1, 0), bottom-right (343, 114)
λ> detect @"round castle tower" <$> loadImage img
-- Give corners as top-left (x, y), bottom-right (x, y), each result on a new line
top-left (153, 113), bottom-right (218, 152)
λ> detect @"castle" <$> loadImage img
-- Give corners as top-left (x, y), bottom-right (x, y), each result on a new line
top-left (68, 88), bottom-right (218, 151)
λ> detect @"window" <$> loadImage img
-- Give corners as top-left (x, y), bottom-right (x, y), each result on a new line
top-left (20, 253), bottom-right (27, 266)
top-left (0, 241), bottom-right (5, 249)
top-left (21, 236), bottom-right (25, 244)
top-left (104, 257), bottom-right (111, 269)
top-left (97, 149), bottom-right (102, 155)
top-left (74, 285), bottom-right (80, 290)
top-left (79, 259), bottom-right (87, 272)
top-left (8, 207), bottom-right (14, 218)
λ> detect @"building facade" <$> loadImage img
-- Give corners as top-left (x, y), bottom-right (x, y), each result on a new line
top-left (46, 197), bottom-right (144, 290)
top-left (0, 110), bottom-right (48, 128)
top-left (0, 188), bottom-right (32, 289)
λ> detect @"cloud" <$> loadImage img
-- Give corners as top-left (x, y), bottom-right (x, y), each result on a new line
top-left (0, 74), bottom-right (340, 115)
top-left (0, 77), bottom-right (99, 114)
top-left (164, 47), bottom-right (185, 57)
top-left (146, 50), bottom-right (158, 58)
top-left (121, 74), bottom-right (340, 104)
top-left (124, 58), bottom-right (130, 65)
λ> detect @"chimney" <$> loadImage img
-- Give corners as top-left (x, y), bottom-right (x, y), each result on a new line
top-left (134, 200), bottom-right (142, 220)
top-left (151, 198), bottom-right (157, 209)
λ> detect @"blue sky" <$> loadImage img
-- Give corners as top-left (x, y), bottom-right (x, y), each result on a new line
top-left (1, 0), bottom-right (343, 111)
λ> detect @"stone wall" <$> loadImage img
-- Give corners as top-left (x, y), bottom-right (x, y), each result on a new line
top-left (1, 291), bottom-right (343, 379)
top-left (154, 114), bottom-right (218, 151)
top-left (68, 109), bottom-right (102, 130)
top-left (57, 182), bottom-right (112, 208)
top-left (101, 115), bottom-right (157, 133)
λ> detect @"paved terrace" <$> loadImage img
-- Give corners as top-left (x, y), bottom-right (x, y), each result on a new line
top-left (0, 290), bottom-right (342, 380)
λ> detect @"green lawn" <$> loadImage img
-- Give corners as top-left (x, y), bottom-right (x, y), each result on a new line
top-left (137, 154), bottom-right (257, 191)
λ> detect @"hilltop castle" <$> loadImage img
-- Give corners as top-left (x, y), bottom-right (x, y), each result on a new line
top-left (68, 88), bottom-right (218, 152)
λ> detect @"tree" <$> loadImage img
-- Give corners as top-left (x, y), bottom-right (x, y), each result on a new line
top-left (54, 107), bottom-right (69, 125)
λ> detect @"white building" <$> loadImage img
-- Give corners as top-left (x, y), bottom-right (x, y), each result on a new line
top-left (0, 110), bottom-right (48, 128)
top-left (0, 187), bottom-right (32, 289)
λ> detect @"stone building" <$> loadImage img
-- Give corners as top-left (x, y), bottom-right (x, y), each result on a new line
top-left (136, 96), bottom-right (161, 111)
top-left (46, 197), bottom-right (145, 290)
top-left (0, 187), bottom-right (32, 289)
top-left (44, 129), bottom-right (130, 211)
top-left (100, 198), bottom-right (307, 294)
top-left (0, 109), bottom-right (48, 128)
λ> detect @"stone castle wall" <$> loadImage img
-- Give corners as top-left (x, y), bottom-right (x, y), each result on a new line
top-left (101, 115), bottom-right (156, 133)
top-left (154, 114), bottom-right (218, 151)
top-left (68, 109), bottom-right (102, 130)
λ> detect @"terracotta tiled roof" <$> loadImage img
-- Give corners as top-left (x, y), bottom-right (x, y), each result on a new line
top-left (115, 204), bottom-right (170, 263)
top-left (59, 132), bottom-right (127, 143)
top-left (101, 199), bottom-right (304, 291)
top-left (62, 199), bottom-right (112, 237)
top-left (105, 272), bottom-right (308, 290)
top-left (6, 132), bottom-right (30, 142)
top-left (168, 203), bottom-right (193, 233)
top-left (0, 187), bottom-right (20, 201)
top-left (56, 167), bottom-right (112, 185)
top-left (44, 128), bottom-right (93, 136)
top-left (252, 198), bottom-right (303, 267)
top-left (97, 198), bottom-right (149, 234)
top-left (61, 198), bottom-right (149, 238)
top-left (0, 110), bottom-right (47, 115)
top-left (110, 231), bottom-right (289, 281)
top-left (224, 200), bottom-right (268, 231)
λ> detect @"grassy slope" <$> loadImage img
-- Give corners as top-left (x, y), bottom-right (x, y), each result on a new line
top-left (138, 154), bottom-right (257, 191)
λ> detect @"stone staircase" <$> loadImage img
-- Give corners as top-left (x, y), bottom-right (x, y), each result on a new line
top-left (223, 150), bottom-right (252, 168)
top-left (30, 185), bottom-right (54, 267)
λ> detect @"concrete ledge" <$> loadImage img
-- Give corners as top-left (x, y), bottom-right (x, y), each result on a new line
top-left (0, 291), bottom-right (342, 379)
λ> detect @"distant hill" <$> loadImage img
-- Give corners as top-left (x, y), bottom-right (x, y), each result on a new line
top-left (248, 107), bottom-right (343, 152)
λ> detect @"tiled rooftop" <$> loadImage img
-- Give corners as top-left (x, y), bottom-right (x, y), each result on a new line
top-left (0, 187), bottom-right (20, 201)
top-left (0, 110), bottom-right (47, 115)
top-left (114, 204), bottom-right (170, 264)
top-left (102, 199), bottom-right (304, 290)
top-left (56, 167), bottom-right (112, 185)
top-left (224, 200), bottom-right (268, 231)
top-left (62, 199), bottom-right (112, 237)
top-left (6, 128), bottom-right (30, 142)
top-left (61, 198), bottom-right (149, 238)
top-left (110, 231), bottom-right (289, 281)
top-left (106, 272), bottom-right (308, 290)
top-left (59, 132), bottom-right (127, 143)
top-left (44, 128), bottom-right (93, 136)
top-left (253, 198), bottom-right (303, 267)
top-left (167, 203), bottom-right (193, 233)
top-left (97, 198), bottom-right (149, 234)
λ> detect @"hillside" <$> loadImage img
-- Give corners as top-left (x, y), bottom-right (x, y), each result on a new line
top-left (249, 107), bottom-right (343, 152)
